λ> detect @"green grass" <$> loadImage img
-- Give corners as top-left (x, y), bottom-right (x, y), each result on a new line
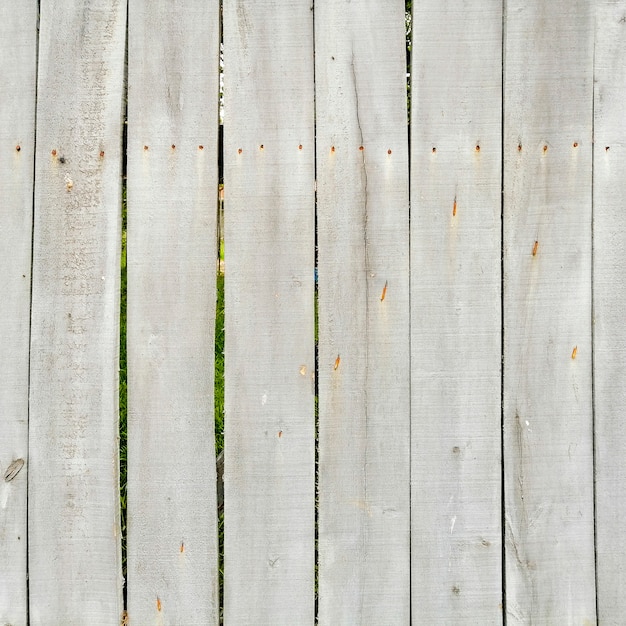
top-left (215, 270), bottom-right (225, 615)
top-left (215, 272), bottom-right (225, 454)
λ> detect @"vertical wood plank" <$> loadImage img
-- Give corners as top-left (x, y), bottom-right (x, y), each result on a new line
top-left (223, 1), bottom-right (315, 622)
top-left (28, 1), bottom-right (126, 623)
top-left (503, 1), bottom-right (596, 622)
top-left (126, 1), bottom-right (220, 624)
top-left (593, 2), bottom-right (626, 622)
top-left (315, 1), bottom-right (410, 623)
top-left (410, 2), bottom-right (503, 622)
top-left (0, 3), bottom-right (37, 624)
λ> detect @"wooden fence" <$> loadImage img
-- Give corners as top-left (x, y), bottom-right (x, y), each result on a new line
top-left (1, 0), bottom-right (625, 624)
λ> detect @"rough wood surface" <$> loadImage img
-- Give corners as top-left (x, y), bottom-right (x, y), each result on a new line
top-left (593, 2), bottom-right (626, 622)
top-left (410, 1), bottom-right (503, 622)
top-left (126, 1), bottom-right (220, 624)
top-left (315, 1), bottom-right (410, 622)
top-left (0, 3), bottom-right (37, 624)
top-left (503, 1), bottom-right (596, 622)
top-left (223, 1), bottom-right (316, 622)
top-left (28, 1), bottom-right (126, 623)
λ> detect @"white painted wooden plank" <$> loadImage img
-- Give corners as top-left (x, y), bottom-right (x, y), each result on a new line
top-left (126, 1), bottom-right (220, 624)
top-left (28, 1), bottom-right (126, 624)
top-left (593, 2), bottom-right (626, 622)
top-left (223, 1), bottom-right (316, 622)
top-left (0, 3), bottom-right (37, 624)
top-left (410, 2), bottom-right (503, 622)
top-left (315, 2), bottom-right (410, 623)
top-left (503, 1), bottom-right (595, 622)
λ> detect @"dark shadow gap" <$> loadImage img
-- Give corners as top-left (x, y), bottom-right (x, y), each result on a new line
top-left (405, 1), bottom-right (412, 622)
top-left (119, 2), bottom-right (129, 612)
top-left (216, 2), bottom-right (225, 622)
top-left (590, 23), bottom-right (598, 624)
top-left (500, 0), bottom-right (507, 622)
top-left (312, 1), bottom-right (319, 623)
top-left (26, 3), bottom-right (43, 623)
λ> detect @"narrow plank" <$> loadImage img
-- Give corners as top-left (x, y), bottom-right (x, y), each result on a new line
top-left (593, 2), bottom-right (626, 622)
top-left (315, 2), bottom-right (410, 623)
top-left (28, 1), bottom-right (126, 623)
top-left (410, 1), bottom-right (503, 622)
top-left (0, 3), bottom-right (37, 624)
top-left (126, 1), bottom-right (220, 624)
top-left (223, 1), bottom-right (316, 622)
top-left (503, 1), bottom-right (595, 622)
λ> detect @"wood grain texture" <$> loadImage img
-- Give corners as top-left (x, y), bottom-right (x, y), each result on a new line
top-left (0, 3), bottom-right (37, 624)
top-left (28, 1), bottom-right (126, 623)
top-left (315, 1), bottom-right (410, 623)
top-left (126, 1), bottom-right (220, 624)
top-left (593, 2), bottom-right (626, 623)
top-left (503, 1), bottom-right (595, 622)
top-left (410, 2), bottom-right (503, 622)
top-left (223, 1), bottom-right (316, 622)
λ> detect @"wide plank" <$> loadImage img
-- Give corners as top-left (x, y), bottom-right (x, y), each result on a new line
top-left (0, 3), bottom-right (37, 624)
top-left (410, 1), bottom-right (503, 622)
top-left (503, 1), bottom-right (595, 622)
top-left (315, 1), bottom-right (410, 623)
top-left (223, 1), bottom-right (316, 622)
top-left (593, 1), bottom-right (626, 622)
top-left (126, 1), bottom-right (220, 623)
top-left (28, 1), bottom-right (126, 623)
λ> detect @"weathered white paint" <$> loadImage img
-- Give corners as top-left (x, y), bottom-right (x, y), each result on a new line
top-left (126, 1), bottom-right (220, 624)
top-left (2, 5), bottom-right (626, 621)
top-left (28, 1), bottom-right (126, 624)
top-left (593, 2), bottom-right (626, 622)
top-left (410, 1), bottom-right (503, 622)
top-left (0, 3), bottom-right (37, 625)
top-left (503, 1), bottom-right (596, 622)
top-left (315, 1), bottom-right (410, 623)
top-left (223, 1), bottom-right (316, 622)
